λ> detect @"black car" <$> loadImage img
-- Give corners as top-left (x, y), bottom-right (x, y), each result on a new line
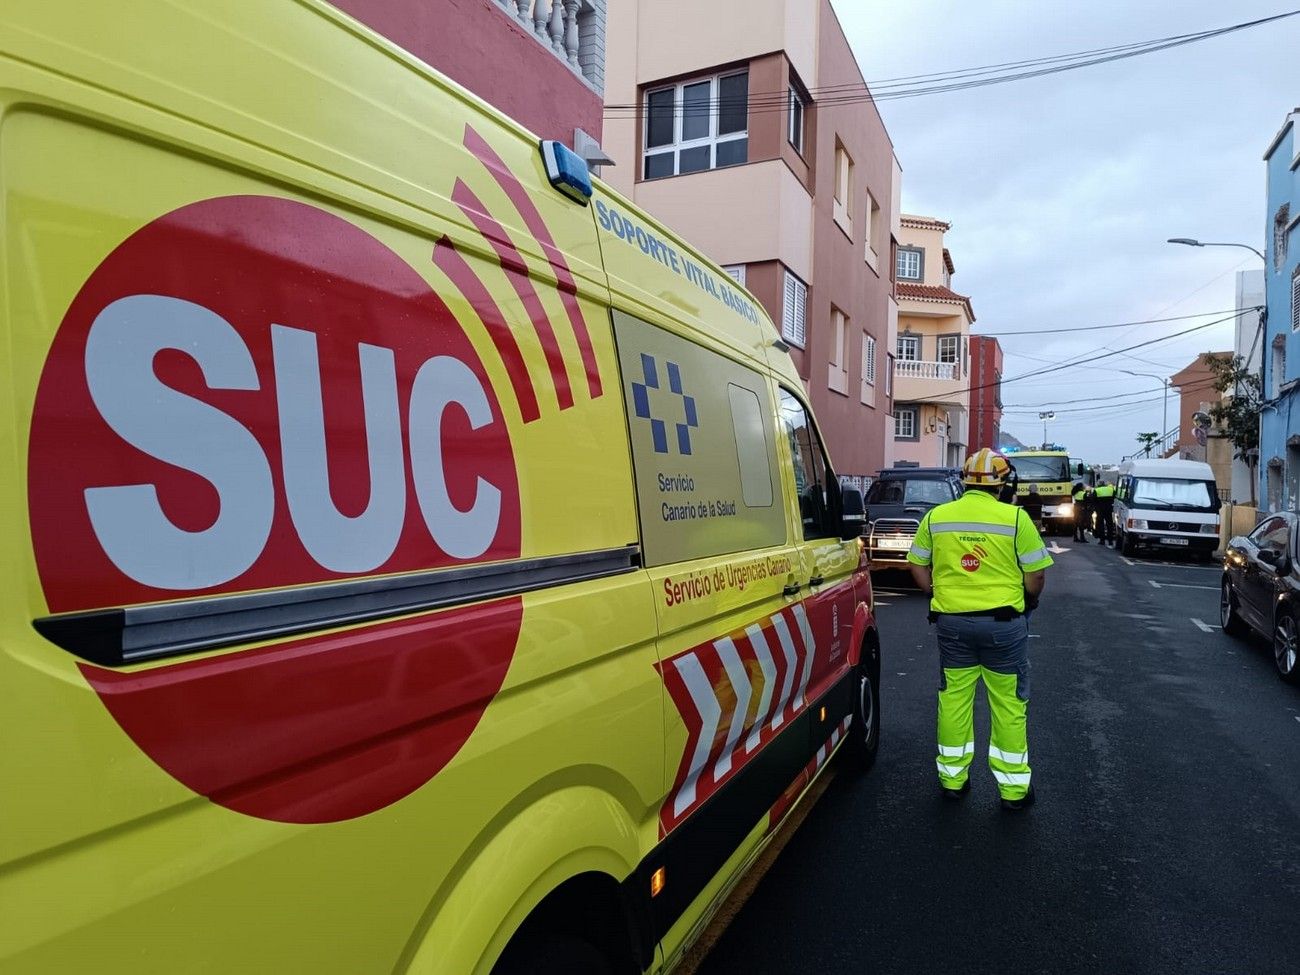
top-left (1221, 512), bottom-right (1300, 683)
top-left (863, 467), bottom-right (963, 567)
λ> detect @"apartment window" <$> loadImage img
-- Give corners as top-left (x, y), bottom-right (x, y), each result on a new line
top-left (787, 86), bottom-right (806, 154)
top-left (1292, 266), bottom-right (1300, 332)
top-left (1276, 204), bottom-right (1291, 271)
top-left (897, 247), bottom-right (923, 281)
top-left (865, 191), bottom-right (881, 269)
top-left (833, 143), bottom-right (852, 230)
top-left (782, 270), bottom-right (808, 347)
top-left (644, 71), bottom-right (748, 180)
top-left (897, 334), bottom-right (920, 361)
top-left (723, 264), bottom-right (746, 286)
top-left (828, 308), bottom-right (848, 394)
top-left (938, 335), bottom-right (959, 365)
top-left (864, 334), bottom-right (877, 385)
top-left (895, 406), bottom-right (918, 440)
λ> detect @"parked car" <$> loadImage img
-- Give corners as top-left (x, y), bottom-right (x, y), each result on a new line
top-left (1221, 512), bottom-right (1300, 683)
top-left (863, 467), bottom-right (963, 568)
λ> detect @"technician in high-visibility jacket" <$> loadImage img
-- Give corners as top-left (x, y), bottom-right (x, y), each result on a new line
top-left (907, 448), bottom-right (1053, 810)
top-left (1071, 481), bottom-right (1091, 542)
top-left (1092, 482), bottom-right (1116, 546)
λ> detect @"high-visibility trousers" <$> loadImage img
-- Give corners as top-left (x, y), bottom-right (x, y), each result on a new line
top-left (934, 614), bottom-right (1032, 800)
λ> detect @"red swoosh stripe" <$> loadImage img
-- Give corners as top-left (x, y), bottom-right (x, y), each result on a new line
top-left (463, 125), bottom-right (603, 400)
top-left (452, 179), bottom-right (574, 411)
top-left (432, 236), bottom-right (541, 423)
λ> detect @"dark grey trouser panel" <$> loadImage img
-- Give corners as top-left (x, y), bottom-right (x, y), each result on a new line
top-left (935, 614), bottom-right (1031, 700)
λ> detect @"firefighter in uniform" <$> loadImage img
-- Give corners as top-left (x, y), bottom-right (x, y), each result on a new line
top-left (1093, 481), bottom-right (1116, 546)
top-left (1071, 481), bottom-right (1091, 542)
top-left (907, 448), bottom-right (1053, 810)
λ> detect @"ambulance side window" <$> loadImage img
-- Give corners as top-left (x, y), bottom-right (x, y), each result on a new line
top-left (778, 388), bottom-right (837, 540)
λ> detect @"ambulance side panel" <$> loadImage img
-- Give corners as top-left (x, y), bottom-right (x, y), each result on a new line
top-left (1, 3), bottom-right (662, 973)
top-left (593, 187), bottom-right (869, 965)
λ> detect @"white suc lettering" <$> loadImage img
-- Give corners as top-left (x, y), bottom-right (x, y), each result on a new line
top-left (83, 294), bottom-right (274, 589)
top-left (408, 356), bottom-right (502, 559)
top-left (271, 324), bottom-right (405, 572)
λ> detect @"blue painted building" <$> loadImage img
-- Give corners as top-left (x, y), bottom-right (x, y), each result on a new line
top-left (1259, 109), bottom-right (1300, 512)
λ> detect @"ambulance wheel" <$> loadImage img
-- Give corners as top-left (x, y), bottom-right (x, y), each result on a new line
top-left (494, 934), bottom-right (611, 975)
top-left (845, 638), bottom-right (881, 771)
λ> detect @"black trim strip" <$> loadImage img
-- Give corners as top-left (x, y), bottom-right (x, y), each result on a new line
top-left (621, 671), bottom-right (855, 959)
top-left (33, 545), bottom-right (641, 668)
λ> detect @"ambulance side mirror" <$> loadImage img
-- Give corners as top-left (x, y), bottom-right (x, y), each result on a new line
top-left (840, 487), bottom-right (866, 539)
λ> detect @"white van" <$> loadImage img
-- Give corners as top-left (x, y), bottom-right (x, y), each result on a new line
top-left (1114, 458), bottom-right (1221, 558)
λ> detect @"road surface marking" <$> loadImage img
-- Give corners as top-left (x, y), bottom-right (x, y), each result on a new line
top-left (1028, 634), bottom-right (1041, 639)
top-left (1190, 618), bottom-right (1220, 632)
top-left (1047, 541), bottom-right (1071, 554)
top-left (1149, 580), bottom-right (1217, 591)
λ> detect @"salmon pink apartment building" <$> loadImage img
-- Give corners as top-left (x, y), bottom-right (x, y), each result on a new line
top-left (601, 0), bottom-right (902, 483)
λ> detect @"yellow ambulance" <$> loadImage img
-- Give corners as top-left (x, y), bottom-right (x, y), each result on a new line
top-left (0, 3), bottom-right (882, 972)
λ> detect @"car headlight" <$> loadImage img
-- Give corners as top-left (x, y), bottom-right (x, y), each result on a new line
top-left (1127, 518), bottom-right (1147, 530)
top-left (1058, 503), bottom-right (1074, 518)
top-left (1201, 522), bottom-right (1220, 534)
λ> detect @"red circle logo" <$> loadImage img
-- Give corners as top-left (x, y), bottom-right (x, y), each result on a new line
top-left (960, 553), bottom-right (982, 572)
top-left (28, 196), bottom-right (524, 821)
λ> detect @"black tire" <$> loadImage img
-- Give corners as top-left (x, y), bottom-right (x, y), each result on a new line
top-left (494, 934), bottom-right (612, 975)
top-left (1273, 608), bottom-right (1300, 685)
top-left (844, 640), bottom-right (881, 771)
top-left (1120, 530), bottom-right (1136, 556)
top-left (1220, 578), bottom-right (1248, 639)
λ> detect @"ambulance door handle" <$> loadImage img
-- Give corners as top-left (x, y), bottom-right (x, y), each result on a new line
top-left (808, 574), bottom-right (825, 587)
top-left (783, 582), bottom-right (803, 597)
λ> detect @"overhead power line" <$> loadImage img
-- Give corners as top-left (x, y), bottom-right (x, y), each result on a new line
top-left (1001, 377), bottom-right (1220, 415)
top-left (603, 10), bottom-right (1300, 116)
top-left (979, 308), bottom-right (1247, 337)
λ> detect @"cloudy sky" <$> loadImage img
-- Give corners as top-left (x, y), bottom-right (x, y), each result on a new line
top-left (835, 0), bottom-right (1295, 462)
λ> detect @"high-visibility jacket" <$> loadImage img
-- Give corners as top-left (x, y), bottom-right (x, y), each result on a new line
top-left (1094, 484), bottom-right (1115, 500)
top-left (908, 489), bottom-right (1054, 614)
top-left (1071, 485), bottom-right (1088, 503)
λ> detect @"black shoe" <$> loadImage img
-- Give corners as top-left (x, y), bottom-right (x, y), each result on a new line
top-left (941, 780), bottom-right (971, 801)
top-left (1000, 785), bottom-right (1036, 811)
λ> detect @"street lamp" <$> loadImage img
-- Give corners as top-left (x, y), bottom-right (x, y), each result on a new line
top-left (1117, 369), bottom-right (1170, 451)
top-left (1166, 238), bottom-right (1266, 262)
top-left (1038, 411), bottom-right (1055, 448)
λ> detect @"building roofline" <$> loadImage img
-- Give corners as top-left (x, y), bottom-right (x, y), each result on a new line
top-left (900, 214), bottom-right (951, 232)
top-left (1263, 109), bottom-right (1300, 161)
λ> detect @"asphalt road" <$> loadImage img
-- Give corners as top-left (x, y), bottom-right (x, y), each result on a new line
top-left (700, 537), bottom-right (1300, 975)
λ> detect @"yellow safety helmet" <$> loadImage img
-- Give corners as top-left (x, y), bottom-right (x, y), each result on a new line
top-left (962, 448), bottom-right (1012, 487)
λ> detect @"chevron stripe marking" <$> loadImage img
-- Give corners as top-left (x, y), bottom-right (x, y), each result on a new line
top-left (431, 236), bottom-right (540, 422)
top-left (743, 623), bottom-right (777, 754)
top-left (463, 125), bottom-right (602, 399)
top-left (451, 179), bottom-right (574, 411)
top-left (769, 611), bottom-right (799, 731)
top-left (791, 602), bottom-right (816, 712)
top-left (671, 653), bottom-right (723, 818)
top-left (712, 636), bottom-right (752, 780)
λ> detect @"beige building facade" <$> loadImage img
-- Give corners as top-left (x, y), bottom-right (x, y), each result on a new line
top-left (891, 215), bottom-right (974, 468)
top-left (602, 0), bottom-right (900, 482)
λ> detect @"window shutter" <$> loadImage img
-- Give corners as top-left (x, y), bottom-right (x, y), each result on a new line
top-left (1292, 269), bottom-right (1300, 332)
top-left (795, 278), bottom-right (807, 347)
top-left (782, 271), bottom-right (807, 347)
top-left (864, 335), bottom-right (876, 383)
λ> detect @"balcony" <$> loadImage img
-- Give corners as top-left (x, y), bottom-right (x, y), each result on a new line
top-left (895, 359), bottom-right (958, 380)
top-left (494, 0), bottom-right (605, 91)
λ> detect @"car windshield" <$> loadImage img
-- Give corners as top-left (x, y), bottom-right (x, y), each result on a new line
top-left (1008, 455), bottom-right (1070, 481)
top-left (1131, 477), bottom-right (1217, 511)
top-left (867, 478), bottom-right (952, 505)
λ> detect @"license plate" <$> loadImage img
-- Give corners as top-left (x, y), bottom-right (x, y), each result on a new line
top-left (1159, 537), bottom-right (1189, 546)
top-left (876, 537), bottom-right (911, 550)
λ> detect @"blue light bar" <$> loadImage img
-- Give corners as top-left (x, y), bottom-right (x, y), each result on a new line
top-left (539, 139), bottom-right (592, 205)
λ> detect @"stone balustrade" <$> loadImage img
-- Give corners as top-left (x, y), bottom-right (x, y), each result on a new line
top-left (895, 359), bottom-right (958, 380)
top-left (495, 0), bottom-right (604, 90)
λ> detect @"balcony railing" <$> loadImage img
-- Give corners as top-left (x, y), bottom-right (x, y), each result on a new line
top-left (895, 359), bottom-right (958, 380)
top-left (495, 0), bottom-right (604, 91)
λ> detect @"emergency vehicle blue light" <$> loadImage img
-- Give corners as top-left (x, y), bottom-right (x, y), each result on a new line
top-left (540, 140), bottom-right (592, 205)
